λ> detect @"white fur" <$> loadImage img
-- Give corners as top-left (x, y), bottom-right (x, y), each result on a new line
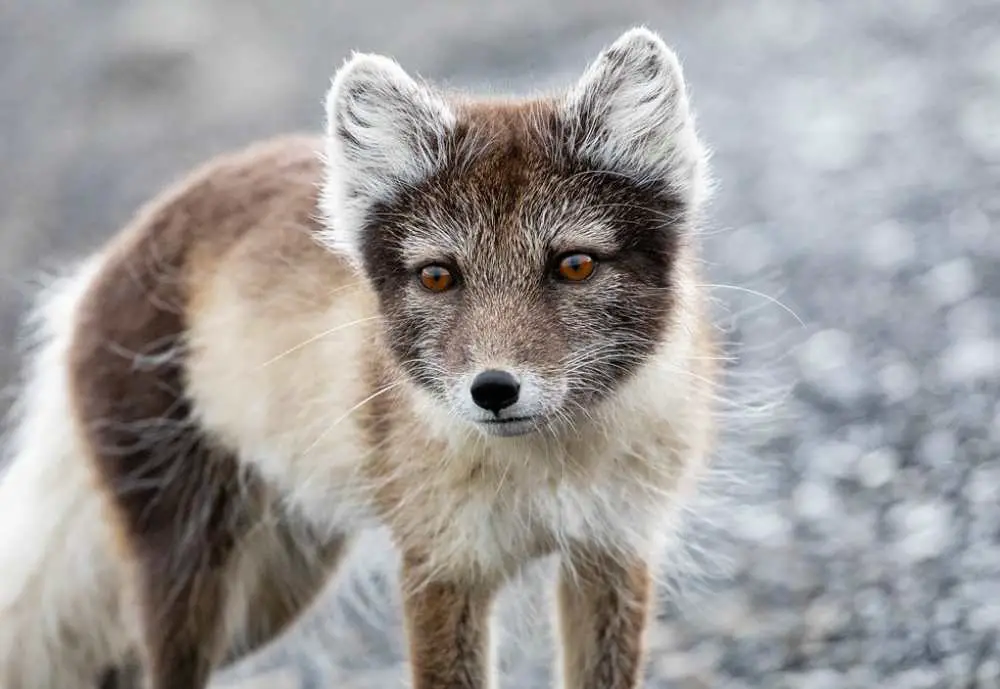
top-left (183, 258), bottom-right (380, 529)
top-left (0, 254), bottom-right (357, 686)
top-left (0, 256), bottom-right (134, 687)
top-left (319, 52), bottom-right (457, 268)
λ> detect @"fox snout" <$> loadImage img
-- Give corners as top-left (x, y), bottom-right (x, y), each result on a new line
top-left (452, 365), bottom-right (559, 437)
top-left (469, 369), bottom-right (521, 414)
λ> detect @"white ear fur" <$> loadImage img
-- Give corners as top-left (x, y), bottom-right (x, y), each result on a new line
top-left (319, 52), bottom-right (456, 267)
top-left (564, 27), bottom-right (709, 207)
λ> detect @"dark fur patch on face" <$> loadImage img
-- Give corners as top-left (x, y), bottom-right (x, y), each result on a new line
top-left (358, 101), bottom-right (686, 414)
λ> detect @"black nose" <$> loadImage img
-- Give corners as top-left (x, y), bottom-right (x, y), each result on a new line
top-left (470, 369), bottom-right (520, 413)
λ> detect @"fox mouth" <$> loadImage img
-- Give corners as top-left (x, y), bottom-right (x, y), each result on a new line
top-left (475, 416), bottom-right (538, 437)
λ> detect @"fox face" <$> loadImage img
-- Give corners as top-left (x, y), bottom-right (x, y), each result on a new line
top-left (321, 28), bottom-right (709, 437)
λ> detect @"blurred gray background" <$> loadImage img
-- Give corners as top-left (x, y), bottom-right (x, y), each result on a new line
top-left (3, 1), bottom-right (1000, 688)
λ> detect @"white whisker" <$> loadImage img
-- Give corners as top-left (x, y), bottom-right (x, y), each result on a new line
top-left (260, 315), bottom-right (380, 368)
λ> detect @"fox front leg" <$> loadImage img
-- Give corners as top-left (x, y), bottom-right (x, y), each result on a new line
top-left (400, 554), bottom-right (499, 689)
top-left (556, 547), bottom-right (653, 689)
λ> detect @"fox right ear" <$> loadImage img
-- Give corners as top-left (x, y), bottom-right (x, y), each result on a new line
top-left (319, 53), bottom-right (456, 266)
top-left (562, 27), bottom-right (709, 208)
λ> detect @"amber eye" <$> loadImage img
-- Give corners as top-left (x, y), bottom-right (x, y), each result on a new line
top-left (556, 253), bottom-right (596, 282)
top-left (419, 265), bottom-right (455, 292)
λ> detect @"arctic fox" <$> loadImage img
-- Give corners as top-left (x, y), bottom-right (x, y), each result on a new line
top-left (0, 26), bottom-right (716, 689)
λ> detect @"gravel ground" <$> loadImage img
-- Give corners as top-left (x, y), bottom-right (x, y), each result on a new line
top-left (3, 1), bottom-right (1000, 688)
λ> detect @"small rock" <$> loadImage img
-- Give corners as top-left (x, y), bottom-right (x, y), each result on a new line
top-left (843, 667), bottom-right (878, 687)
top-left (701, 590), bottom-right (755, 637)
top-left (796, 329), bottom-right (869, 405)
top-left (947, 297), bottom-right (994, 338)
top-left (791, 668), bottom-right (843, 689)
top-left (792, 479), bottom-right (840, 522)
top-left (889, 666), bottom-right (947, 689)
top-left (803, 598), bottom-right (851, 641)
top-left (650, 642), bottom-right (722, 681)
top-left (968, 599), bottom-right (1000, 634)
top-left (964, 524), bottom-right (1000, 562)
top-left (878, 358), bottom-right (920, 403)
top-left (958, 95), bottom-right (1000, 161)
top-left (889, 500), bottom-right (954, 563)
top-left (916, 429), bottom-right (957, 467)
top-left (971, 34), bottom-right (1000, 85)
top-left (855, 447), bottom-right (899, 489)
top-left (645, 621), bottom-right (681, 653)
top-left (965, 465), bottom-right (1000, 505)
top-left (729, 504), bottom-right (792, 548)
top-left (809, 439), bottom-right (861, 480)
top-left (976, 658), bottom-right (1000, 685)
top-left (947, 204), bottom-right (992, 246)
top-left (795, 108), bottom-right (867, 172)
top-left (922, 257), bottom-right (977, 308)
top-left (213, 667), bottom-right (302, 689)
top-left (938, 337), bottom-right (1000, 385)
top-left (863, 220), bottom-right (917, 271)
top-left (113, 0), bottom-right (211, 53)
top-left (724, 224), bottom-right (776, 276)
top-left (932, 625), bottom-right (963, 656)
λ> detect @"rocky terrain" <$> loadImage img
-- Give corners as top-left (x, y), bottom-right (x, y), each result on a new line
top-left (2, 1), bottom-right (999, 687)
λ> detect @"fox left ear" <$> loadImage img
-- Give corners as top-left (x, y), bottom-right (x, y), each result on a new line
top-left (562, 27), bottom-right (710, 208)
top-left (320, 52), bottom-right (456, 267)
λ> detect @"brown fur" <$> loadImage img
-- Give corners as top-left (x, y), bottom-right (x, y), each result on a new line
top-left (401, 553), bottom-right (499, 689)
top-left (557, 549), bottom-right (652, 689)
top-left (67, 137), bottom-right (349, 688)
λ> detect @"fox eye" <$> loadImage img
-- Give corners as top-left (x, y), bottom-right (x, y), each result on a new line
top-left (419, 264), bottom-right (455, 292)
top-left (556, 253), bottom-right (596, 282)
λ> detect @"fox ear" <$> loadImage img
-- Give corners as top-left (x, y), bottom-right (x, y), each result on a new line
top-left (562, 27), bottom-right (709, 207)
top-left (320, 52), bottom-right (456, 266)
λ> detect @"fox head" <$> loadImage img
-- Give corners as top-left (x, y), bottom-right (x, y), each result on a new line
top-left (320, 27), bottom-right (710, 438)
